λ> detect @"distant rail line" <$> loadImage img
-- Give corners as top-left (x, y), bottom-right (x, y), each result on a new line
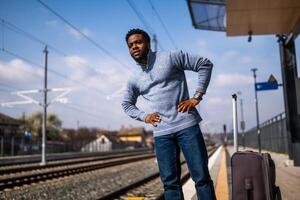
top-left (0, 150), bottom-right (152, 175)
top-left (0, 151), bottom-right (154, 190)
top-left (0, 148), bottom-right (150, 166)
top-left (97, 145), bottom-right (218, 200)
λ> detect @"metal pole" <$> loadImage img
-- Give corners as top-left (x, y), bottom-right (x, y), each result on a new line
top-left (232, 94), bottom-right (238, 152)
top-left (223, 124), bottom-right (227, 146)
top-left (240, 98), bottom-right (246, 149)
top-left (11, 135), bottom-right (14, 156)
top-left (251, 68), bottom-right (261, 153)
top-left (0, 136), bottom-right (3, 156)
top-left (152, 34), bottom-right (157, 52)
top-left (41, 46), bottom-right (48, 165)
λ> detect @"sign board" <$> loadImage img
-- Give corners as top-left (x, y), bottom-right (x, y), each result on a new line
top-left (255, 74), bottom-right (279, 91)
top-left (255, 82), bottom-right (278, 91)
top-left (268, 74), bottom-right (277, 82)
top-left (24, 131), bottom-right (32, 137)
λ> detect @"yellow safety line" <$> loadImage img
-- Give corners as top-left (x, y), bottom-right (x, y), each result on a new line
top-left (126, 197), bottom-right (144, 200)
top-left (215, 146), bottom-right (229, 200)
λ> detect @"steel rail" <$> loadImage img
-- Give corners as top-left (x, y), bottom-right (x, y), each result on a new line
top-left (0, 154), bottom-right (155, 190)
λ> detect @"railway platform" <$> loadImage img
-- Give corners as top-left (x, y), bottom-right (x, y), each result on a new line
top-left (183, 145), bottom-right (300, 200)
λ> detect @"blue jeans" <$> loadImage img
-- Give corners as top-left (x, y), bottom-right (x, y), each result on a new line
top-left (154, 124), bottom-right (216, 200)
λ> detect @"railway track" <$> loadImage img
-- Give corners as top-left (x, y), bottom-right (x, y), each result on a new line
top-left (0, 153), bottom-right (155, 190)
top-left (0, 148), bottom-right (150, 166)
top-left (0, 150), bottom-right (152, 175)
top-left (97, 145), bottom-right (218, 200)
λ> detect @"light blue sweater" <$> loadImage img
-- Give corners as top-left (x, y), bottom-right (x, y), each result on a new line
top-left (122, 50), bottom-right (213, 137)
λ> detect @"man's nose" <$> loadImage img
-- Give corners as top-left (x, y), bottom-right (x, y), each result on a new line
top-left (132, 44), bottom-right (138, 49)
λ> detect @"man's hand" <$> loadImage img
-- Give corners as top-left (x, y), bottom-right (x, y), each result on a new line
top-left (145, 113), bottom-right (161, 127)
top-left (177, 98), bottom-right (200, 113)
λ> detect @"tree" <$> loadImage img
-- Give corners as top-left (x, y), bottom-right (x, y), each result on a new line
top-left (18, 112), bottom-right (62, 140)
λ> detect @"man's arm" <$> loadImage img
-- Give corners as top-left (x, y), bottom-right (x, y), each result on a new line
top-left (171, 50), bottom-right (213, 94)
top-left (171, 51), bottom-right (213, 112)
top-left (121, 81), bottom-right (148, 122)
top-left (122, 81), bottom-right (161, 126)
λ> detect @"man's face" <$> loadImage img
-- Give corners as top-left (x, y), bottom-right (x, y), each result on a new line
top-left (127, 34), bottom-right (149, 64)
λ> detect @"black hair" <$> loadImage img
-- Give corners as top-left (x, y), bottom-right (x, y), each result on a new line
top-left (125, 28), bottom-right (151, 44)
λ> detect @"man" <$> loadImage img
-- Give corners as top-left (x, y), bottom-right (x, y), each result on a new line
top-left (122, 28), bottom-right (216, 200)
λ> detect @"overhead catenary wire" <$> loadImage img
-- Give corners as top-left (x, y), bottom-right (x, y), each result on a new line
top-left (0, 19), bottom-right (115, 123)
top-left (0, 82), bottom-right (23, 91)
top-left (0, 82), bottom-right (106, 122)
top-left (148, 0), bottom-right (177, 50)
top-left (36, 0), bottom-right (132, 72)
top-left (55, 103), bottom-right (106, 121)
top-left (126, 0), bottom-right (165, 51)
top-left (0, 17), bottom-right (105, 78)
top-left (1, 19), bottom-right (4, 50)
top-left (1, 48), bottom-right (107, 97)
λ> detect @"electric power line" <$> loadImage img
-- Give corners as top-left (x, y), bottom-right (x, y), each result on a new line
top-left (0, 82), bottom-right (22, 91)
top-left (36, 0), bottom-right (132, 71)
top-left (126, 0), bottom-right (165, 51)
top-left (148, 0), bottom-right (177, 50)
top-left (1, 19), bottom-right (4, 50)
top-left (127, 0), bottom-right (154, 35)
top-left (1, 48), bottom-right (106, 97)
top-left (56, 103), bottom-right (105, 121)
top-left (0, 82), bottom-right (106, 121)
top-left (0, 17), bottom-right (105, 78)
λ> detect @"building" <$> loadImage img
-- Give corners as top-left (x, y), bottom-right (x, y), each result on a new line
top-left (0, 112), bottom-right (21, 156)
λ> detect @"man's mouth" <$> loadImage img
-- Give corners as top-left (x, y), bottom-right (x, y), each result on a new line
top-left (132, 50), bottom-right (141, 56)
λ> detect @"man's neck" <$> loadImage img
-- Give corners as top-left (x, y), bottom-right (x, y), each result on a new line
top-left (137, 49), bottom-right (150, 66)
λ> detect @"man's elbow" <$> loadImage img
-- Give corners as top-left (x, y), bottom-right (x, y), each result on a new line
top-left (206, 59), bottom-right (213, 69)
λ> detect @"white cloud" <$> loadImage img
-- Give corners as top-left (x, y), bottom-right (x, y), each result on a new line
top-left (220, 50), bottom-right (238, 63)
top-left (196, 39), bottom-right (217, 61)
top-left (214, 73), bottom-right (252, 88)
top-left (45, 20), bottom-right (58, 28)
top-left (61, 56), bottom-right (131, 97)
top-left (66, 26), bottom-right (94, 39)
top-left (238, 56), bottom-right (253, 65)
top-left (219, 50), bottom-right (254, 67)
top-left (64, 55), bottom-right (88, 68)
top-left (0, 59), bottom-right (42, 83)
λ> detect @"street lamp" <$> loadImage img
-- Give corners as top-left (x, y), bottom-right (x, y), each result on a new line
top-left (237, 91), bottom-right (246, 149)
top-left (251, 68), bottom-right (261, 153)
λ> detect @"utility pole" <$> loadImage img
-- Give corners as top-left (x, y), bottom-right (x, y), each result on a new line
top-left (77, 120), bottom-right (80, 130)
top-left (251, 68), bottom-right (261, 153)
top-left (240, 98), bottom-right (246, 148)
top-left (237, 91), bottom-right (246, 149)
top-left (223, 124), bottom-right (227, 146)
top-left (152, 34), bottom-right (157, 52)
top-left (41, 46), bottom-right (48, 166)
top-left (1, 46), bottom-right (72, 163)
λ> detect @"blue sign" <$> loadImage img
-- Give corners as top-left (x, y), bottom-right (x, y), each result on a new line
top-left (255, 82), bottom-right (278, 91)
top-left (24, 131), bottom-right (32, 137)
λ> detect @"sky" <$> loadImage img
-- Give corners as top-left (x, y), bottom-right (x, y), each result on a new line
top-left (0, 0), bottom-right (299, 133)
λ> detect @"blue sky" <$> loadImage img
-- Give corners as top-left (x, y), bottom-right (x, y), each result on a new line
top-left (0, 0), bottom-right (299, 133)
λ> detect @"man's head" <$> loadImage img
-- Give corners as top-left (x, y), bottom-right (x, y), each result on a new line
top-left (125, 28), bottom-right (151, 64)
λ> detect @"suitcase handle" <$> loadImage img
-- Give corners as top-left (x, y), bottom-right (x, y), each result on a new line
top-left (244, 178), bottom-right (253, 200)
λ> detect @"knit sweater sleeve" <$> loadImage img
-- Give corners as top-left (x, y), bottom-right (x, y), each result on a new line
top-left (121, 80), bottom-right (148, 122)
top-left (171, 50), bottom-right (213, 94)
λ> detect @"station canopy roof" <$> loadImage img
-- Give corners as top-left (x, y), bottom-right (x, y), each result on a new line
top-left (187, 0), bottom-right (300, 36)
top-left (188, 0), bottom-right (226, 32)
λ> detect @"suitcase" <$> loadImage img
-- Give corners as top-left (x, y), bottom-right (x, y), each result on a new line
top-left (231, 151), bottom-right (281, 200)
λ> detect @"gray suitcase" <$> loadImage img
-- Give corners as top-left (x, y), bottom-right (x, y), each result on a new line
top-left (231, 151), bottom-right (281, 200)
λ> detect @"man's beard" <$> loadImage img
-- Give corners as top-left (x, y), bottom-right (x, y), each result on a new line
top-left (132, 47), bottom-right (149, 64)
